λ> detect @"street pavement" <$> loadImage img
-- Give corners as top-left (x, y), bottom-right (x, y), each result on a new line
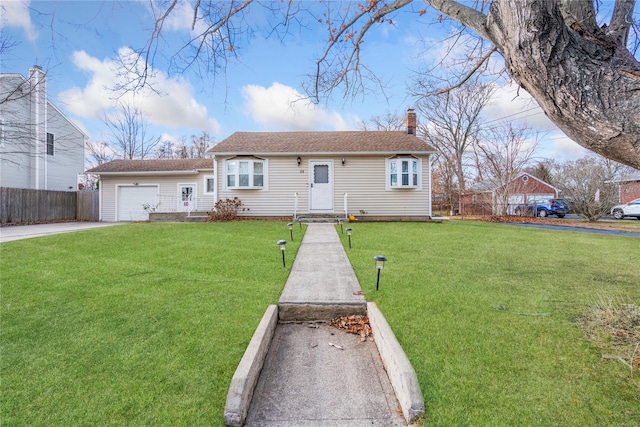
top-left (511, 222), bottom-right (640, 237)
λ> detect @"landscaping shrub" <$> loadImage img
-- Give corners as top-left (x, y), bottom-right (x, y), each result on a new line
top-left (207, 197), bottom-right (248, 221)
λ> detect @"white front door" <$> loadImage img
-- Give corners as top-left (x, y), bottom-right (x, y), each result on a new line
top-left (309, 160), bottom-right (333, 211)
top-left (179, 184), bottom-right (195, 211)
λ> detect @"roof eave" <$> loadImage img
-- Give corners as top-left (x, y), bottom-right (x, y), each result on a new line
top-left (86, 169), bottom-right (211, 176)
top-left (209, 150), bottom-right (436, 156)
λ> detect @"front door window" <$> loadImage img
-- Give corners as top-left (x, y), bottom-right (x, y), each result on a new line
top-left (309, 161), bottom-right (333, 211)
top-left (179, 185), bottom-right (195, 211)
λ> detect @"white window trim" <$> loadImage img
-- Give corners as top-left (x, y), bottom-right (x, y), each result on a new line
top-left (203, 175), bottom-right (215, 195)
top-left (386, 156), bottom-right (421, 190)
top-left (224, 158), bottom-right (267, 190)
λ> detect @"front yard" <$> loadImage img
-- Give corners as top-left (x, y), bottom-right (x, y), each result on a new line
top-left (340, 221), bottom-right (638, 426)
top-left (1, 221), bottom-right (638, 426)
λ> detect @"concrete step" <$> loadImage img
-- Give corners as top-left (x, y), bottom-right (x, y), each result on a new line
top-left (184, 215), bottom-right (208, 222)
top-left (278, 301), bottom-right (367, 322)
top-left (296, 214), bottom-right (349, 223)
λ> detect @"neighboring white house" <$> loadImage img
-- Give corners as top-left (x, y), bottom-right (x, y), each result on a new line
top-left (87, 110), bottom-right (437, 222)
top-left (0, 66), bottom-right (87, 191)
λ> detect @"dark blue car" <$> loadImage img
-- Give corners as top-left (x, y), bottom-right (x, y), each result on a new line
top-left (515, 198), bottom-right (569, 218)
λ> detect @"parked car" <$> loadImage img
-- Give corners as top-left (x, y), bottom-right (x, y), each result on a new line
top-left (515, 198), bottom-right (569, 218)
top-left (611, 198), bottom-right (640, 220)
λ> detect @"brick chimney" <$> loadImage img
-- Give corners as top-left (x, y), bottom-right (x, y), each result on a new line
top-left (406, 108), bottom-right (417, 135)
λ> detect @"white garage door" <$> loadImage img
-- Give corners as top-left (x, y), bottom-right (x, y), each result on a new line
top-left (117, 185), bottom-right (158, 221)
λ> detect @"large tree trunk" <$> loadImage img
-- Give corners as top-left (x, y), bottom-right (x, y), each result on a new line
top-left (429, 0), bottom-right (640, 169)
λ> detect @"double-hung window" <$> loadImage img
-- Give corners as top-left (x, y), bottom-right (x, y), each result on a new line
top-left (226, 158), bottom-right (265, 189)
top-left (46, 133), bottom-right (54, 156)
top-left (204, 176), bottom-right (215, 194)
top-left (388, 157), bottom-right (419, 188)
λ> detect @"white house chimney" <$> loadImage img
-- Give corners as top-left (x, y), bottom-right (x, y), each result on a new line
top-left (29, 65), bottom-right (47, 189)
top-left (406, 108), bottom-right (417, 135)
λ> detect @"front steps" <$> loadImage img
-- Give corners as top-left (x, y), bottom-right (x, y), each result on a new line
top-left (295, 213), bottom-right (349, 223)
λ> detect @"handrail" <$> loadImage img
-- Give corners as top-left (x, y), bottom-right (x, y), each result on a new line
top-left (343, 192), bottom-right (348, 218)
top-left (293, 192), bottom-right (299, 219)
top-left (155, 194), bottom-right (201, 213)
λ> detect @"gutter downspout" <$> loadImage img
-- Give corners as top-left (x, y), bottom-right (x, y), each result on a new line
top-left (212, 155), bottom-right (218, 208)
top-left (98, 177), bottom-right (103, 221)
top-left (427, 154), bottom-right (433, 218)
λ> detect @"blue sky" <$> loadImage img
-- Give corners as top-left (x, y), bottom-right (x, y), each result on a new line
top-left (3, 0), bottom-right (611, 162)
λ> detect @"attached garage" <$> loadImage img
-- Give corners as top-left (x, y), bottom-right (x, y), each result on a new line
top-left (85, 159), bottom-right (215, 222)
top-left (117, 185), bottom-right (158, 221)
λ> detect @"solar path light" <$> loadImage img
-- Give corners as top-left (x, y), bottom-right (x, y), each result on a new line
top-left (337, 217), bottom-right (344, 233)
top-left (374, 255), bottom-right (387, 290)
top-left (277, 240), bottom-right (287, 267)
top-left (287, 223), bottom-right (294, 241)
top-left (346, 227), bottom-right (352, 248)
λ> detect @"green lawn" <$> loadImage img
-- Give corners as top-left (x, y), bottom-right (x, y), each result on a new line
top-left (1, 221), bottom-right (638, 426)
top-left (337, 221), bottom-right (639, 426)
top-left (1, 222), bottom-right (301, 426)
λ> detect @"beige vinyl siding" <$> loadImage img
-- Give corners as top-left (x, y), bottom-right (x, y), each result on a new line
top-left (335, 155), bottom-right (430, 217)
top-left (217, 156), bottom-right (307, 217)
top-left (215, 155), bottom-right (431, 217)
top-left (99, 173), bottom-right (215, 221)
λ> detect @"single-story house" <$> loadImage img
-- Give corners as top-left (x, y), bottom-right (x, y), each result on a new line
top-left (461, 172), bottom-right (561, 215)
top-left (87, 110), bottom-right (437, 221)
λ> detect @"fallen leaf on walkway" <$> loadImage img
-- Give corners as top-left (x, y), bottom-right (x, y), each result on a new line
top-left (330, 315), bottom-right (372, 339)
top-left (328, 342), bottom-right (344, 350)
top-left (353, 290), bottom-right (363, 295)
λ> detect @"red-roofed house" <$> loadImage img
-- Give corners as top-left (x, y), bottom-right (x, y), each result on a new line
top-left (460, 172), bottom-right (562, 215)
top-left (614, 173), bottom-right (640, 203)
top-left (87, 110), bottom-right (436, 221)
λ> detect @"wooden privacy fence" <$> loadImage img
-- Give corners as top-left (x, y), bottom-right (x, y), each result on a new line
top-left (0, 188), bottom-right (99, 224)
top-left (77, 190), bottom-right (99, 221)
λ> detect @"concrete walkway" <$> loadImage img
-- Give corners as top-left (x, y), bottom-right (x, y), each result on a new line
top-left (278, 223), bottom-right (367, 322)
top-left (225, 223), bottom-right (422, 427)
top-left (0, 222), bottom-right (122, 243)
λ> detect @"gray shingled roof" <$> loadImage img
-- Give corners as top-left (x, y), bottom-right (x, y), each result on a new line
top-left (208, 131), bottom-right (436, 155)
top-left (616, 173), bottom-right (640, 182)
top-left (86, 158), bottom-right (212, 173)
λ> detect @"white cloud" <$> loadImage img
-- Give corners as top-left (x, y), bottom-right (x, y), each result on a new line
top-left (479, 82), bottom-right (594, 162)
top-left (484, 82), bottom-right (558, 131)
top-left (241, 82), bottom-right (348, 131)
top-left (144, 0), bottom-right (210, 36)
top-left (159, 133), bottom-right (182, 143)
top-left (1, 0), bottom-right (38, 42)
top-left (58, 48), bottom-right (221, 134)
top-left (538, 132), bottom-right (590, 162)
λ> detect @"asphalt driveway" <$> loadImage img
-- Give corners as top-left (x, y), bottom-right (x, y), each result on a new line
top-left (0, 222), bottom-right (122, 243)
top-left (510, 222), bottom-right (640, 238)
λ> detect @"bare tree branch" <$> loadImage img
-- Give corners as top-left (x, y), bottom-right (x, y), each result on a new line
top-left (425, 0), bottom-right (494, 43)
top-left (608, 0), bottom-right (636, 45)
top-left (104, 104), bottom-right (160, 160)
top-left (435, 46), bottom-right (498, 95)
